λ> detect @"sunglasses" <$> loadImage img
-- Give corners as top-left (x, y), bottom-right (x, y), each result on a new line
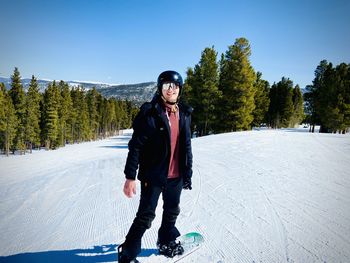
top-left (162, 82), bottom-right (180, 90)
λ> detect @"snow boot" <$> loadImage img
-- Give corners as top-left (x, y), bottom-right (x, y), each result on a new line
top-left (118, 244), bottom-right (140, 263)
top-left (157, 240), bottom-right (184, 258)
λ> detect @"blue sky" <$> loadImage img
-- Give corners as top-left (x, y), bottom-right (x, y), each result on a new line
top-left (1, 0), bottom-right (349, 88)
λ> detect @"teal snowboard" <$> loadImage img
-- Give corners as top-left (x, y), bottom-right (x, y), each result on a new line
top-left (173, 232), bottom-right (204, 262)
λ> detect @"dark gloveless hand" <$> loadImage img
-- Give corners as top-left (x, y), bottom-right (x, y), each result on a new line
top-left (182, 178), bottom-right (192, 190)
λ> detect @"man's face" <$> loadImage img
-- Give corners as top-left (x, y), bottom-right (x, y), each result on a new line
top-left (161, 82), bottom-right (180, 103)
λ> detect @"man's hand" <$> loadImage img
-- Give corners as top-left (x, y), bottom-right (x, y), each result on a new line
top-left (123, 179), bottom-right (136, 198)
top-left (183, 177), bottom-right (192, 190)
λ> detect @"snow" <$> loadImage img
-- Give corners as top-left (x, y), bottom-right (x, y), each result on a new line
top-left (0, 128), bottom-right (349, 262)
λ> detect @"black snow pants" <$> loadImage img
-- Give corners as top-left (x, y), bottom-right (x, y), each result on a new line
top-left (122, 177), bottom-right (183, 259)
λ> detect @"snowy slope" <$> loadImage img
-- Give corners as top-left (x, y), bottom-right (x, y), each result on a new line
top-left (0, 129), bottom-right (349, 263)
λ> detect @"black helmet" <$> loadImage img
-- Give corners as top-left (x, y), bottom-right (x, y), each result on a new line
top-left (157, 70), bottom-right (183, 95)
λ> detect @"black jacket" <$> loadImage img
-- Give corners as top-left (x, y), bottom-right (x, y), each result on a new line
top-left (124, 95), bottom-right (193, 186)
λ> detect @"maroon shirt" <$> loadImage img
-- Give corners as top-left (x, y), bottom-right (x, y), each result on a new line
top-left (164, 103), bottom-right (180, 179)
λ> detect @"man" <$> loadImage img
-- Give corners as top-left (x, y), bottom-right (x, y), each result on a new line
top-left (118, 70), bottom-right (193, 263)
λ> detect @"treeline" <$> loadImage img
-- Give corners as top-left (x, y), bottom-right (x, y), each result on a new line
top-left (182, 37), bottom-right (304, 136)
top-left (0, 68), bottom-right (138, 156)
top-left (304, 60), bottom-right (350, 134)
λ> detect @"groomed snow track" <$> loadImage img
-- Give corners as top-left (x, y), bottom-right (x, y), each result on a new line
top-left (1, 129), bottom-right (349, 262)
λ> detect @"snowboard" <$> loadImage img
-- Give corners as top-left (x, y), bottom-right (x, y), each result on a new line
top-left (142, 232), bottom-right (204, 262)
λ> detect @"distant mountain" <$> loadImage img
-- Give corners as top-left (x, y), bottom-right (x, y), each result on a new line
top-left (0, 77), bottom-right (157, 105)
top-left (98, 82), bottom-right (157, 103)
top-left (0, 77), bottom-right (51, 93)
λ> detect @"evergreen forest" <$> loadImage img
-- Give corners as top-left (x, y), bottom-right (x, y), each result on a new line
top-left (182, 38), bottom-right (349, 136)
top-left (0, 68), bottom-right (138, 156)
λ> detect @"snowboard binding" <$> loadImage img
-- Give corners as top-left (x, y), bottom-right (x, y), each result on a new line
top-left (157, 240), bottom-right (184, 258)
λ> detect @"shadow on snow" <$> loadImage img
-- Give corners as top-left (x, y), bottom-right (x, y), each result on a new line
top-left (0, 244), bottom-right (157, 263)
top-left (98, 136), bottom-right (130, 149)
top-left (100, 145), bottom-right (129, 149)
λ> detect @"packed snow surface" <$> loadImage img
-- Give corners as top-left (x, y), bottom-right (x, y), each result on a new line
top-left (0, 128), bottom-right (349, 262)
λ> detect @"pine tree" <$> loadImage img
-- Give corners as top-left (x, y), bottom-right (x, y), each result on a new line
top-left (182, 68), bottom-right (194, 106)
top-left (0, 83), bottom-right (5, 135)
top-left (42, 81), bottom-right (59, 149)
top-left (100, 97), bottom-right (109, 138)
top-left (267, 77), bottom-right (294, 128)
top-left (125, 100), bottom-right (138, 129)
top-left (290, 85), bottom-right (304, 127)
top-left (252, 72), bottom-right (270, 127)
top-left (280, 78), bottom-right (294, 128)
top-left (86, 88), bottom-right (100, 140)
top-left (9, 67), bottom-right (26, 153)
top-left (57, 81), bottom-right (73, 146)
top-left (317, 63), bottom-right (338, 133)
top-left (67, 87), bottom-right (78, 143)
top-left (0, 83), bottom-right (7, 153)
top-left (183, 67), bottom-right (200, 133)
top-left (218, 38), bottom-right (256, 131)
top-left (189, 47), bottom-right (221, 136)
top-left (129, 102), bottom-right (139, 127)
top-left (317, 63), bottom-right (350, 133)
top-left (24, 75), bottom-right (41, 152)
top-left (0, 84), bottom-right (18, 156)
top-left (114, 99), bottom-right (131, 133)
top-left (70, 87), bottom-right (79, 142)
top-left (71, 86), bottom-right (90, 142)
top-left (81, 92), bottom-right (91, 141)
top-left (114, 99), bottom-right (122, 134)
top-left (96, 93), bottom-right (105, 138)
top-left (303, 84), bottom-right (317, 132)
top-left (107, 99), bottom-right (116, 136)
top-left (335, 63), bottom-right (350, 133)
top-left (304, 60), bottom-right (350, 133)
top-left (214, 53), bottom-right (227, 132)
top-left (304, 60), bottom-right (328, 132)
top-left (267, 82), bottom-right (279, 128)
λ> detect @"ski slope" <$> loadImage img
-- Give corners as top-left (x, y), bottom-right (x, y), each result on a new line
top-left (0, 128), bottom-right (349, 262)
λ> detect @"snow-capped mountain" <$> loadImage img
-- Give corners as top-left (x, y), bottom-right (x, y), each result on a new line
top-left (0, 77), bottom-right (157, 105)
top-left (97, 82), bottom-right (157, 103)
